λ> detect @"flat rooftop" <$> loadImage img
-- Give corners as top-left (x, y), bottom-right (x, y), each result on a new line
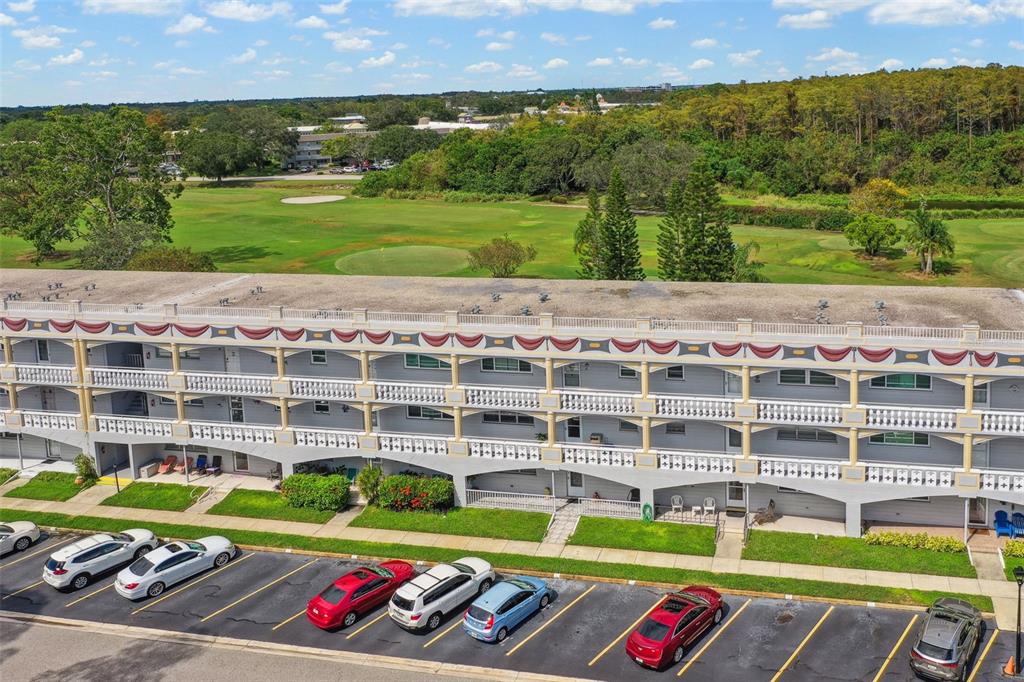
top-left (2, 269), bottom-right (1022, 329)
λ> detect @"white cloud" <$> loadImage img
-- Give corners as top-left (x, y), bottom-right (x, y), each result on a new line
top-left (47, 48), bottom-right (83, 66)
top-left (967, 37), bottom-right (985, 47)
top-left (153, 60), bottom-right (178, 69)
top-left (7, 0), bottom-right (34, 12)
top-left (808, 46), bottom-right (858, 62)
top-left (79, 40), bottom-right (97, 47)
top-left (261, 54), bottom-right (292, 64)
top-left (868, 0), bottom-right (997, 26)
top-left (228, 47), bottom-right (257, 63)
top-left (295, 15), bottom-right (327, 28)
top-left (117, 35), bottom-right (140, 47)
top-left (507, 63), bottom-right (541, 79)
top-left (253, 68), bottom-right (289, 78)
top-left (401, 59), bottom-right (434, 68)
top-left (475, 27), bottom-right (493, 36)
top-left (727, 49), bottom-right (761, 66)
top-left (325, 33), bottom-right (372, 50)
top-left (428, 37), bottom-right (451, 49)
top-left (82, 69), bottom-right (117, 78)
top-left (391, 42), bottom-right (408, 49)
top-left (648, 16), bottom-right (674, 29)
top-left (83, 0), bottom-right (181, 15)
top-left (485, 41), bottom-right (512, 51)
top-left (689, 58), bottom-right (714, 69)
top-left (954, 56), bottom-right (985, 65)
top-left (166, 13), bottom-right (214, 34)
top-left (587, 56), bottom-right (613, 66)
top-left (543, 57), bottom-right (568, 69)
top-left (170, 65), bottom-right (205, 75)
top-left (921, 57), bottom-right (948, 67)
top-left (253, 38), bottom-right (269, 46)
top-left (690, 37), bottom-right (717, 48)
top-left (325, 60), bottom-right (353, 72)
top-left (88, 54), bottom-right (123, 66)
top-left (359, 51), bottom-right (395, 67)
top-left (878, 57), bottom-right (903, 69)
top-left (465, 60), bottom-right (501, 73)
top-left (807, 46), bottom-right (866, 72)
top-left (14, 59), bottom-right (40, 70)
top-left (540, 31), bottom-right (566, 44)
top-left (12, 25), bottom-right (73, 49)
top-left (0, 11), bottom-right (15, 25)
top-left (318, 0), bottom-right (349, 13)
top-left (619, 56), bottom-right (649, 66)
top-left (574, 34), bottom-right (591, 41)
top-left (393, 0), bottom-right (664, 19)
top-left (204, 1), bottom-right (292, 22)
top-left (778, 9), bottom-right (832, 28)
top-left (1011, 40), bottom-right (1024, 50)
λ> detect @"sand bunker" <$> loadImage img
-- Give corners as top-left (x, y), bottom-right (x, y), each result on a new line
top-left (280, 195), bottom-right (346, 204)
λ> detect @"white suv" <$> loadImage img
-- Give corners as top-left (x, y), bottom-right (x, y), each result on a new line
top-left (43, 530), bottom-right (157, 591)
top-left (388, 557), bottom-right (495, 631)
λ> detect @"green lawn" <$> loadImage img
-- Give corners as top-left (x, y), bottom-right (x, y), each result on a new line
top-left (100, 482), bottom-right (206, 512)
top-left (1004, 557), bottom-right (1024, 581)
top-left (350, 505), bottom-right (550, 542)
top-left (742, 530), bottom-right (977, 578)
top-left (568, 517), bottom-right (717, 557)
top-left (2, 185), bottom-right (1022, 287)
top-left (207, 488), bottom-right (335, 524)
top-left (0, 507), bottom-right (992, 612)
top-left (3, 472), bottom-right (93, 502)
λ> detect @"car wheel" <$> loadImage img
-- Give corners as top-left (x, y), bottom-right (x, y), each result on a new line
top-left (13, 537), bottom-right (31, 552)
top-left (72, 574), bottom-right (91, 591)
top-left (214, 552), bottom-right (231, 567)
top-left (426, 612), bottom-right (443, 631)
top-left (478, 579), bottom-right (493, 595)
top-left (496, 627), bottom-right (508, 642)
top-left (714, 607), bottom-right (723, 625)
top-left (540, 594), bottom-right (550, 609)
top-left (147, 582), bottom-right (166, 598)
top-left (343, 611), bottom-right (358, 628)
top-left (672, 646), bottom-right (685, 664)
top-left (134, 546), bottom-right (151, 560)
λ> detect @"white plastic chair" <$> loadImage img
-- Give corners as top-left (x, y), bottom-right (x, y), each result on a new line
top-left (702, 496), bottom-right (717, 517)
top-left (671, 495), bottom-right (684, 514)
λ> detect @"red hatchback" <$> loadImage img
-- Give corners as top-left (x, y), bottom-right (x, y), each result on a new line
top-left (306, 561), bottom-right (415, 630)
top-left (625, 587), bottom-right (724, 670)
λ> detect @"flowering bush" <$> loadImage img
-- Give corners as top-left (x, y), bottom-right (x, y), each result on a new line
top-left (377, 474), bottom-right (454, 511)
top-left (863, 531), bottom-right (965, 554)
top-left (1003, 540), bottom-right (1024, 558)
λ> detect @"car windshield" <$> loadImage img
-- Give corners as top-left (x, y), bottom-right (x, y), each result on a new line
top-left (637, 618), bottom-right (671, 642)
top-left (0, 525), bottom-right (12, 534)
top-left (318, 585), bottom-right (347, 605)
top-left (184, 541), bottom-right (206, 552)
top-left (128, 556), bottom-right (154, 577)
top-left (505, 579), bottom-right (535, 591)
top-left (451, 562), bottom-right (474, 574)
top-left (467, 605), bottom-right (492, 622)
top-left (917, 641), bottom-right (954, 661)
top-left (369, 566), bottom-right (394, 579)
top-left (111, 533), bottom-right (134, 542)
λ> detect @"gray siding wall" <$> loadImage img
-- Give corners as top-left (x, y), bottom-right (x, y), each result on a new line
top-left (651, 421), bottom-right (728, 452)
top-left (649, 365), bottom-right (727, 397)
top-left (289, 401), bottom-right (363, 430)
top-left (91, 342), bottom-right (143, 367)
top-left (142, 344), bottom-right (226, 372)
top-left (561, 361), bottom-right (639, 393)
top-left (566, 415), bottom-right (643, 447)
top-left (984, 438), bottom-right (1024, 470)
top-left (0, 433), bottom-right (74, 460)
top-left (753, 428), bottom-right (848, 459)
top-left (372, 353), bottom-right (450, 384)
top-left (11, 338), bottom-right (75, 365)
top-left (748, 484), bottom-right (846, 520)
top-left (860, 434), bottom-right (963, 467)
top-left (462, 411), bottom-right (542, 440)
top-left (376, 404), bottom-right (455, 436)
top-left (16, 386), bottom-right (79, 412)
top-left (989, 379), bottom-right (1024, 411)
top-left (860, 374), bottom-right (963, 408)
top-left (462, 358), bottom-right (545, 388)
top-left (752, 371), bottom-right (848, 402)
top-left (238, 348), bottom-right (276, 375)
top-left (288, 350), bottom-right (359, 379)
top-left (863, 496), bottom-right (965, 526)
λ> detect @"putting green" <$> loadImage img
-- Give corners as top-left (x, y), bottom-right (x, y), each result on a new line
top-left (335, 245), bottom-right (470, 276)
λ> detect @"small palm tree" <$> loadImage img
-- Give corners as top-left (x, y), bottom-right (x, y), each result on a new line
top-left (904, 201), bottom-right (955, 275)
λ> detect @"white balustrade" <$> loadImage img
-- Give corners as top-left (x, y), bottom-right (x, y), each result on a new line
top-left (90, 367), bottom-right (170, 390)
top-left (291, 377), bottom-right (358, 400)
top-left (15, 364), bottom-right (75, 385)
top-left (980, 410), bottom-right (1024, 435)
top-left (20, 410), bottom-right (78, 430)
top-left (657, 451), bottom-right (736, 474)
top-left (375, 381), bottom-right (445, 405)
top-left (185, 372), bottom-right (273, 396)
top-left (757, 400), bottom-right (842, 425)
top-left (378, 433), bottom-right (450, 456)
top-left (191, 420), bottom-right (277, 443)
top-left (558, 390), bottom-right (634, 415)
top-left (464, 386), bottom-right (542, 410)
top-left (466, 489), bottom-right (556, 513)
top-left (980, 469), bottom-right (1024, 493)
top-left (578, 497), bottom-right (642, 519)
top-left (293, 427), bottom-right (361, 449)
top-left (865, 462), bottom-right (955, 488)
top-left (866, 405), bottom-right (959, 431)
top-left (655, 395), bottom-right (736, 420)
top-left (562, 444), bottom-right (636, 467)
top-left (94, 414), bottom-right (174, 437)
top-left (758, 456), bottom-right (842, 481)
top-left (466, 437), bottom-right (541, 461)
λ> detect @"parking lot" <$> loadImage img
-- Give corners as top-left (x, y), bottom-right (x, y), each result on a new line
top-left (0, 532), bottom-right (1008, 681)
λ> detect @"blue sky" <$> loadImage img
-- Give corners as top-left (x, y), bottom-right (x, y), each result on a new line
top-left (1, 0), bottom-right (1022, 108)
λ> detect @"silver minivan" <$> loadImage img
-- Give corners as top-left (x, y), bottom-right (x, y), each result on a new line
top-left (43, 530), bottom-right (157, 591)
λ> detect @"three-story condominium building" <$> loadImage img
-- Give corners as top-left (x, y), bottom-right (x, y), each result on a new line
top-left (1, 269), bottom-right (1021, 537)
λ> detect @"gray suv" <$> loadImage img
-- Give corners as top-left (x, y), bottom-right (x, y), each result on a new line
top-left (910, 598), bottom-right (982, 681)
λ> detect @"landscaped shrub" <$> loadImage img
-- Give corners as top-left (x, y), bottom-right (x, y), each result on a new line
top-left (549, 194), bottom-right (569, 204)
top-left (355, 465), bottom-right (383, 505)
top-left (724, 205), bottom-right (854, 232)
top-left (74, 454), bottom-right (97, 483)
top-left (377, 474), bottom-right (454, 511)
top-left (280, 473), bottom-right (351, 512)
top-left (927, 208), bottom-right (1024, 220)
top-left (863, 531), bottom-right (966, 553)
top-left (0, 467), bottom-right (18, 485)
top-left (1003, 540), bottom-right (1024, 558)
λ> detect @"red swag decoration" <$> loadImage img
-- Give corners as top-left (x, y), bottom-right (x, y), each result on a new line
top-left (932, 349), bottom-right (969, 366)
top-left (50, 320), bottom-right (76, 333)
top-left (646, 339), bottom-right (678, 355)
top-left (237, 326), bottom-right (275, 340)
top-left (76, 320), bottom-right (111, 334)
top-left (1, 318), bottom-right (28, 332)
top-left (817, 346), bottom-right (853, 362)
top-left (515, 336), bottom-right (546, 351)
top-left (455, 333), bottom-right (483, 347)
top-left (611, 338), bottom-right (642, 353)
top-left (749, 344), bottom-right (782, 359)
top-left (279, 328), bottom-right (305, 342)
top-left (332, 330), bottom-right (359, 343)
top-left (173, 324), bottom-right (210, 338)
top-left (550, 337), bottom-right (581, 351)
top-left (858, 347), bottom-right (894, 362)
top-left (974, 351), bottom-right (996, 367)
top-left (421, 332), bottom-right (451, 347)
top-left (712, 342), bottom-right (742, 357)
top-left (136, 322), bottom-right (170, 336)
top-left (363, 330), bottom-right (391, 345)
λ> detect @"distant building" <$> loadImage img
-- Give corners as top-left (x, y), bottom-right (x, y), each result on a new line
top-left (328, 113), bottom-right (367, 125)
top-left (411, 117), bottom-right (492, 135)
top-left (283, 132), bottom-right (345, 169)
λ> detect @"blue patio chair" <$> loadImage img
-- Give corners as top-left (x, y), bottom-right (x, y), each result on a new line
top-left (1013, 512), bottom-right (1024, 538)
top-left (194, 454), bottom-right (208, 473)
top-left (995, 510), bottom-right (1014, 538)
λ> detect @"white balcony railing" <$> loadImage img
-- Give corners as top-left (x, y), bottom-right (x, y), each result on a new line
top-left (866, 405), bottom-right (959, 431)
top-left (378, 433), bottom-right (450, 456)
top-left (90, 367), bottom-right (170, 391)
top-left (293, 427), bottom-right (360, 450)
top-left (980, 469), bottom-right (1024, 493)
top-left (980, 410), bottom-right (1024, 435)
top-left (466, 437), bottom-right (541, 461)
top-left (191, 420), bottom-right (277, 443)
top-left (563, 443), bottom-right (636, 467)
top-left (291, 377), bottom-right (358, 400)
top-left (757, 400), bottom-right (843, 425)
top-left (94, 414), bottom-right (175, 437)
top-left (758, 456), bottom-right (842, 480)
top-left (464, 386), bottom-right (542, 410)
top-left (19, 410), bottom-right (78, 430)
top-left (14, 364), bottom-right (75, 385)
top-left (865, 462), bottom-right (956, 488)
top-left (185, 372), bottom-right (274, 396)
top-left (655, 395), bottom-right (736, 420)
top-left (578, 497), bottom-right (642, 520)
top-left (558, 390), bottom-right (635, 415)
top-left (657, 451), bottom-right (737, 474)
top-left (466, 489), bottom-right (557, 514)
top-left (375, 381), bottom-right (445, 405)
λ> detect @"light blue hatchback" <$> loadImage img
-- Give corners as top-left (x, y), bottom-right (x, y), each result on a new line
top-left (462, 576), bottom-right (553, 643)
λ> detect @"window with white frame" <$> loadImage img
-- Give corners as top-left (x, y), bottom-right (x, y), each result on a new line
top-left (869, 374), bottom-right (932, 390)
top-left (567, 417), bottom-right (581, 438)
top-left (619, 420), bottom-right (639, 432)
top-left (973, 383), bottom-right (989, 405)
top-left (404, 354), bottom-right (451, 370)
top-left (35, 339), bottom-right (49, 363)
top-left (159, 396), bottom-right (204, 407)
top-left (481, 357), bottom-right (532, 373)
top-left (666, 366), bottom-right (685, 380)
top-left (666, 422), bottom-right (686, 434)
top-left (313, 400), bottom-right (330, 414)
top-left (406, 405), bottom-right (452, 420)
top-left (777, 487), bottom-right (809, 494)
top-left (869, 431), bottom-right (930, 446)
top-left (311, 350), bottom-right (327, 365)
top-left (779, 369), bottom-right (836, 386)
top-left (619, 365), bottom-right (638, 379)
top-left (563, 364), bottom-right (581, 387)
top-left (482, 411), bottom-right (534, 426)
top-left (776, 427), bottom-right (838, 443)
top-left (155, 347), bottom-right (200, 360)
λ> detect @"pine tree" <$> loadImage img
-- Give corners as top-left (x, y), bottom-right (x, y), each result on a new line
top-left (656, 179), bottom-right (686, 280)
top-left (597, 169), bottom-right (645, 281)
top-left (573, 187), bottom-right (602, 279)
top-left (679, 159), bottom-right (735, 282)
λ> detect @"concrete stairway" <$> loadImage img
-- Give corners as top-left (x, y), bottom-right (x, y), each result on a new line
top-left (542, 501), bottom-right (581, 546)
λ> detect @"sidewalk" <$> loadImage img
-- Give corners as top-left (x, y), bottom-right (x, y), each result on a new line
top-left (1, 492), bottom-right (1017, 627)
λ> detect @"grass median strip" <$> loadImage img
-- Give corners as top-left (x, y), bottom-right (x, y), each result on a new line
top-left (0, 508), bottom-right (993, 613)
top-left (350, 505), bottom-right (550, 543)
top-left (101, 482), bottom-right (207, 512)
top-left (3, 473), bottom-right (93, 502)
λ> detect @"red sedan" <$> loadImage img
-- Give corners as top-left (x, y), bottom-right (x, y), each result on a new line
top-left (625, 586), bottom-right (724, 670)
top-left (306, 561), bottom-right (415, 630)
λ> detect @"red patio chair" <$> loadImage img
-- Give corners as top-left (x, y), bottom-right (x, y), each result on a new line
top-left (173, 457), bottom-right (193, 474)
top-left (157, 455), bottom-right (177, 474)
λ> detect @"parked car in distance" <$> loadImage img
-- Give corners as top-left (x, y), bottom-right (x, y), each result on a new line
top-left (43, 530), bottom-right (157, 591)
top-left (0, 521), bottom-right (40, 555)
top-left (626, 587), bottom-right (724, 670)
top-left (910, 598), bottom-right (982, 681)
top-left (307, 560), bottom-right (416, 630)
top-left (114, 536), bottom-right (236, 600)
top-left (463, 576), bottom-right (553, 643)
top-left (389, 557), bottom-right (495, 631)
top-left (341, 166), bottom-right (359, 173)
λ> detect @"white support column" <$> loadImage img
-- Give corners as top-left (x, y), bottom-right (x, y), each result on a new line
top-left (452, 473), bottom-right (468, 507)
top-left (845, 502), bottom-right (862, 538)
top-left (640, 487), bottom-right (655, 519)
top-left (281, 461), bottom-right (295, 478)
top-left (127, 443), bottom-right (138, 481)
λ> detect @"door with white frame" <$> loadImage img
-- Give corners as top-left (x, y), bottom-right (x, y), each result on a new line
top-left (225, 348), bottom-right (241, 374)
top-left (724, 372), bottom-right (742, 397)
top-left (229, 396), bottom-right (245, 423)
top-left (725, 427), bottom-right (743, 454)
top-left (233, 451), bottom-right (249, 473)
top-left (968, 498), bottom-right (987, 527)
top-left (567, 471), bottom-right (585, 497)
top-left (726, 481), bottom-right (746, 510)
top-left (565, 416), bottom-right (582, 442)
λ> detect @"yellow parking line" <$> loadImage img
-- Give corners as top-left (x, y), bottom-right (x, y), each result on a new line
top-left (346, 611), bottom-right (389, 640)
top-left (423, 616), bottom-right (465, 649)
top-left (506, 584), bottom-right (596, 657)
top-left (2, 538), bottom-right (77, 568)
top-left (272, 607), bottom-right (308, 632)
top-left (589, 595), bottom-right (665, 667)
top-left (200, 559), bottom-right (317, 623)
top-left (677, 599), bottom-right (752, 677)
top-left (870, 614), bottom-right (919, 682)
top-left (65, 583), bottom-right (113, 608)
top-left (965, 629), bottom-right (999, 682)
top-left (770, 605), bottom-right (834, 682)
top-left (131, 553), bottom-right (254, 615)
top-left (2, 579), bottom-right (44, 599)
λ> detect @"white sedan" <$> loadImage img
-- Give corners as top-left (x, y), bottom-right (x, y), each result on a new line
top-left (0, 521), bottom-right (40, 555)
top-left (115, 536), bottom-right (237, 600)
